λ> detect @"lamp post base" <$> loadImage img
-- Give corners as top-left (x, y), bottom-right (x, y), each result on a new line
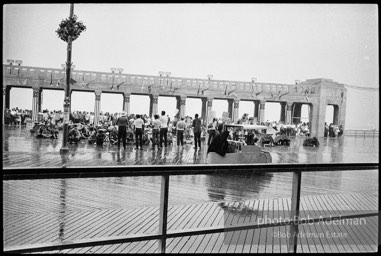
top-left (60, 147), bottom-right (69, 154)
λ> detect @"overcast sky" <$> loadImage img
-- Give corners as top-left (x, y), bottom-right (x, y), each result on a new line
top-left (3, 4), bottom-right (379, 128)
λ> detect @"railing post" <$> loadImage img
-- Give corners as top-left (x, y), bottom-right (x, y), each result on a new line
top-left (158, 175), bottom-right (169, 253)
top-left (288, 170), bottom-right (302, 253)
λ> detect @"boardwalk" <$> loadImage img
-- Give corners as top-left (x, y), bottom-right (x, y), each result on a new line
top-left (3, 127), bottom-right (379, 253)
top-left (3, 192), bottom-right (378, 253)
top-left (2, 126), bottom-right (379, 168)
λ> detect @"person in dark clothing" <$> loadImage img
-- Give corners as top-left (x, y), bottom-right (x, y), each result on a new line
top-left (96, 129), bottom-right (106, 146)
top-left (303, 136), bottom-right (320, 147)
top-left (116, 112), bottom-right (128, 149)
top-left (192, 113), bottom-right (202, 149)
top-left (207, 131), bottom-right (230, 156)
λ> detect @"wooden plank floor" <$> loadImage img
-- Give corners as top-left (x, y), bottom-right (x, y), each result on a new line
top-left (3, 192), bottom-right (378, 253)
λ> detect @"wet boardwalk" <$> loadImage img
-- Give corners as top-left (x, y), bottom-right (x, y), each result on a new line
top-left (2, 126), bottom-right (379, 168)
top-left (3, 192), bottom-right (378, 253)
top-left (3, 127), bottom-right (379, 253)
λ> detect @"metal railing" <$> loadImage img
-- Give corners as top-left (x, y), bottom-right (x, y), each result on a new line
top-left (3, 163), bottom-right (379, 253)
top-left (344, 129), bottom-right (379, 139)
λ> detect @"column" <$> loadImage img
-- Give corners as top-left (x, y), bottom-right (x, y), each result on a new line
top-left (93, 90), bottom-right (101, 126)
top-left (123, 92), bottom-right (131, 115)
top-left (149, 94), bottom-right (159, 117)
top-left (310, 101), bottom-right (326, 137)
top-left (286, 102), bottom-right (293, 125)
top-left (338, 89), bottom-right (347, 130)
top-left (259, 100), bottom-right (266, 125)
top-left (5, 86), bottom-right (11, 110)
top-left (3, 87), bottom-right (6, 125)
top-left (254, 101), bottom-right (259, 124)
top-left (206, 97), bottom-right (213, 124)
top-left (176, 95), bottom-right (186, 119)
top-left (279, 102), bottom-right (286, 123)
top-left (201, 98), bottom-right (207, 122)
top-left (32, 87), bottom-right (41, 123)
top-left (38, 88), bottom-right (43, 112)
top-left (227, 99), bottom-right (233, 120)
top-left (232, 99), bottom-right (240, 123)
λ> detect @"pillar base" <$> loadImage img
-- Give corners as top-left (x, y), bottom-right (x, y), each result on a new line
top-left (60, 147), bottom-right (69, 154)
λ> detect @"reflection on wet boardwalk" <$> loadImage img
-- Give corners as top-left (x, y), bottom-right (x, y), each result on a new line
top-left (2, 127), bottom-right (379, 253)
top-left (2, 126), bottom-right (379, 167)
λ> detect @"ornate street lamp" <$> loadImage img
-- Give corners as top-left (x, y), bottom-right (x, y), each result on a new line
top-left (56, 4), bottom-right (86, 154)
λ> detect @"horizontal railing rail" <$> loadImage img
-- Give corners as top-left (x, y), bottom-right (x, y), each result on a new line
top-left (344, 129), bottom-right (379, 138)
top-left (3, 163), bottom-right (378, 180)
top-left (3, 163), bottom-right (379, 254)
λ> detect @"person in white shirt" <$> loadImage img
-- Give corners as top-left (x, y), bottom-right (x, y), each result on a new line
top-left (133, 114), bottom-right (145, 150)
top-left (207, 118), bottom-right (218, 146)
top-left (176, 117), bottom-right (187, 147)
top-left (159, 111), bottom-right (169, 148)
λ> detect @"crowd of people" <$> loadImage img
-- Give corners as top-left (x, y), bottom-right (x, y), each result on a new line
top-left (4, 108), bottom-right (33, 126)
top-left (324, 122), bottom-right (344, 138)
top-left (24, 108), bottom-right (213, 150)
top-left (6, 106), bottom-right (349, 153)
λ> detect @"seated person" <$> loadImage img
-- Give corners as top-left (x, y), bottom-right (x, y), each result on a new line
top-left (88, 127), bottom-right (97, 144)
top-left (68, 125), bottom-right (81, 143)
top-left (35, 125), bottom-right (45, 138)
top-left (96, 129), bottom-right (106, 146)
top-left (273, 134), bottom-right (290, 146)
top-left (303, 136), bottom-right (320, 147)
top-left (246, 130), bottom-right (255, 145)
top-left (109, 128), bottom-right (118, 145)
top-left (260, 134), bottom-right (274, 146)
top-left (50, 125), bottom-right (59, 139)
top-left (207, 131), bottom-right (230, 156)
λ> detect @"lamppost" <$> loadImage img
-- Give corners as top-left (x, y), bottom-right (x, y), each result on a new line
top-left (56, 3), bottom-right (86, 154)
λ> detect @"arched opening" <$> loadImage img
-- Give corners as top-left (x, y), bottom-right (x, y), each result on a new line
top-left (238, 101), bottom-right (254, 120)
top-left (264, 102), bottom-right (281, 122)
top-left (158, 96), bottom-right (177, 119)
top-left (41, 89), bottom-right (64, 111)
top-left (130, 95), bottom-right (150, 116)
top-left (301, 104), bottom-right (310, 124)
top-left (71, 91), bottom-right (95, 113)
top-left (9, 87), bottom-right (32, 110)
top-left (212, 99), bottom-right (228, 119)
top-left (186, 98), bottom-right (201, 118)
top-left (325, 105), bottom-right (334, 125)
top-left (100, 93), bottom-right (123, 114)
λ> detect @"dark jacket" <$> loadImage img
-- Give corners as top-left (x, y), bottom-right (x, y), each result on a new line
top-left (207, 131), bottom-right (230, 156)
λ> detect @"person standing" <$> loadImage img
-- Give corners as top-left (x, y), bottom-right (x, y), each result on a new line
top-left (151, 114), bottom-right (161, 149)
top-left (133, 114), bottom-right (145, 150)
top-left (192, 113), bottom-right (202, 149)
top-left (159, 111), bottom-right (169, 148)
top-left (207, 118), bottom-right (218, 146)
top-left (116, 112), bottom-right (128, 149)
top-left (176, 117), bottom-right (186, 147)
